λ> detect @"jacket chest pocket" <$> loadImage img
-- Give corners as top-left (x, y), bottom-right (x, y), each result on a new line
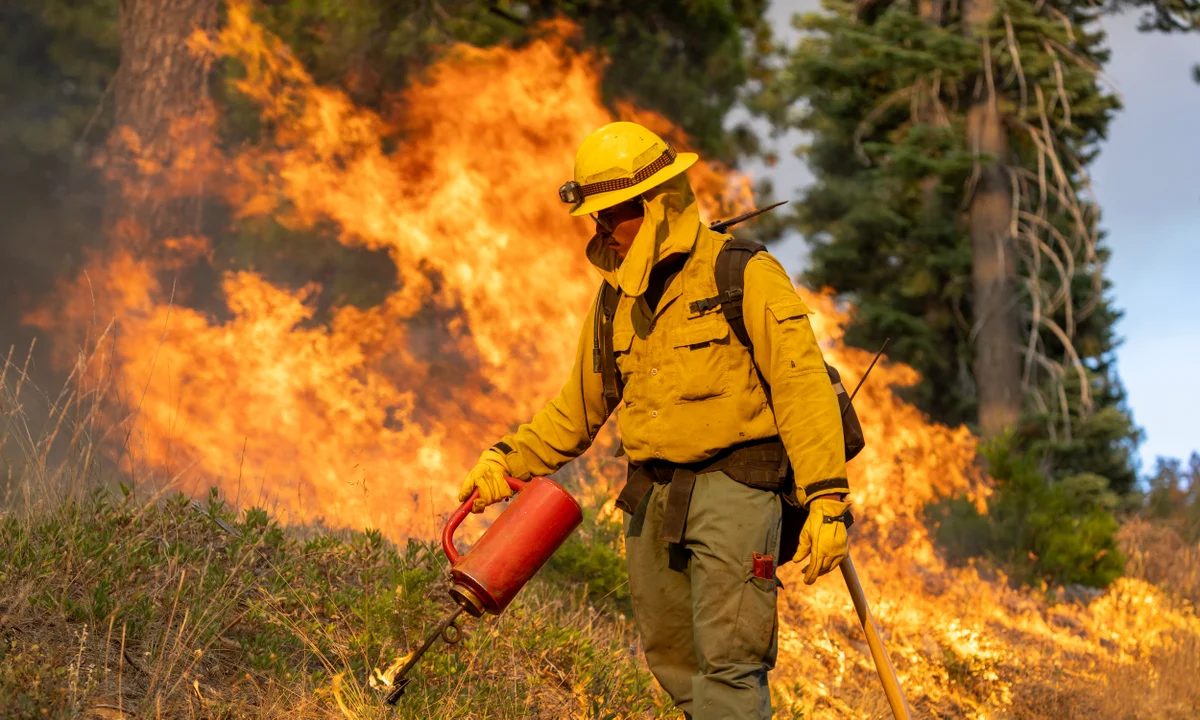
top-left (613, 330), bottom-right (642, 404)
top-left (670, 317), bottom-right (732, 402)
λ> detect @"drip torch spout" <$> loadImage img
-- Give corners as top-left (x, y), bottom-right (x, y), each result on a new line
top-left (384, 604), bottom-right (467, 705)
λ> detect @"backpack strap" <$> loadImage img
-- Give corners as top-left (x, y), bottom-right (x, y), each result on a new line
top-left (702, 239), bottom-right (791, 485)
top-left (593, 281), bottom-right (623, 415)
top-left (698, 237), bottom-right (866, 469)
top-left (715, 239), bottom-right (767, 347)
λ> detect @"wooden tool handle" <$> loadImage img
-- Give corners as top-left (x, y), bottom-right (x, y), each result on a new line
top-left (840, 553), bottom-right (912, 720)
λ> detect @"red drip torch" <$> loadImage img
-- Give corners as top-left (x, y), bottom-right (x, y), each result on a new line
top-left (384, 475), bottom-right (583, 704)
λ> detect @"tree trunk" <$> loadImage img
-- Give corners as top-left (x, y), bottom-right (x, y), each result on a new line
top-left (963, 0), bottom-right (1022, 438)
top-left (106, 0), bottom-right (218, 255)
top-left (917, 0), bottom-right (944, 218)
top-left (919, 0), bottom-right (944, 26)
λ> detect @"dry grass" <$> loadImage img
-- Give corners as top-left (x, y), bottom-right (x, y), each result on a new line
top-left (0, 487), bottom-right (669, 720)
top-left (1002, 626), bottom-right (1200, 719)
top-left (0, 345), bottom-right (668, 719)
top-left (1120, 517), bottom-right (1200, 607)
top-left (981, 520), bottom-right (1200, 719)
top-left (5, 345), bottom-right (1200, 719)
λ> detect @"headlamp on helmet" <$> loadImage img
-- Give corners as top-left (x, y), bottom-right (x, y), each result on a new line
top-left (558, 180), bottom-right (583, 206)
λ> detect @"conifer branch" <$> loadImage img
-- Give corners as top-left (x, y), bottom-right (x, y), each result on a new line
top-left (853, 86), bottom-right (916, 165)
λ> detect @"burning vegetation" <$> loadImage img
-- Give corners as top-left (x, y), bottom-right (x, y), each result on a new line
top-left (3, 3), bottom-right (1199, 718)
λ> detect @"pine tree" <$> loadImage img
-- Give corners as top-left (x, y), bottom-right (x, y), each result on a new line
top-left (755, 0), bottom-right (1141, 491)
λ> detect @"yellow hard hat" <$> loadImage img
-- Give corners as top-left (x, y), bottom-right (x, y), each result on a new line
top-left (558, 121), bottom-right (698, 217)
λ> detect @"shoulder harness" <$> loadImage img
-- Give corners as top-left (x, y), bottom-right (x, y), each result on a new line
top-left (595, 237), bottom-right (866, 464)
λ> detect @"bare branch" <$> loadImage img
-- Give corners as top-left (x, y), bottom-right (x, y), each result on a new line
top-left (1004, 14), bottom-right (1029, 117)
top-left (1036, 312), bottom-right (1094, 415)
top-left (1044, 42), bottom-right (1072, 128)
top-left (853, 86), bottom-right (917, 166)
top-left (1018, 210), bottom-right (1075, 312)
top-left (1028, 386), bottom-right (1058, 442)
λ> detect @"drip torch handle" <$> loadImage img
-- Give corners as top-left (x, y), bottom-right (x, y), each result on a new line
top-left (442, 476), bottom-right (528, 565)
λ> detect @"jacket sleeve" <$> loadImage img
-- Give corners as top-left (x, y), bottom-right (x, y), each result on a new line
top-left (491, 295), bottom-right (615, 479)
top-left (741, 253), bottom-right (850, 505)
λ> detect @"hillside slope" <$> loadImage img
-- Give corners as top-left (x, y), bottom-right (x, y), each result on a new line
top-left (0, 488), bottom-right (665, 719)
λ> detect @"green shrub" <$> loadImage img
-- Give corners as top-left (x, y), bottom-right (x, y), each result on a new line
top-left (0, 484), bottom-right (662, 718)
top-left (1142, 453), bottom-right (1200, 544)
top-left (540, 506), bottom-right (631, 612)
top-left (927, 436), bottom-right (1126, 589)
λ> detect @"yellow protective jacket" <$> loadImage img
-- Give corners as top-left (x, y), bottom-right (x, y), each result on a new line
top-left (493, 181), bottom-right (848, 506)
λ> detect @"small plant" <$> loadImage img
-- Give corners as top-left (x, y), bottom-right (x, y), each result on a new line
top-left (540, 504), bottom-right (631, 612)
top-left (926, 435), bottom-right (1126, 589)
top-left (1143, 453), bottom-right (1200, 544)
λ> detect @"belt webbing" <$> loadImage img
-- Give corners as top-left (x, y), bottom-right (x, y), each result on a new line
top-left (660, 469), bottom-right (697, 544)
top-left (617, 438), bottom-right (791, 544)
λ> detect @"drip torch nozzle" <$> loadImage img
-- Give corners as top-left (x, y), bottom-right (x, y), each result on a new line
top-left (384, 604), bottom-right (467, 705)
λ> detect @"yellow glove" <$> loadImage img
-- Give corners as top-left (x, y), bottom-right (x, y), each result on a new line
top-left (457, 448), bottom-right (514, 514)
top-left (795, 496), bottom-right (853, 585)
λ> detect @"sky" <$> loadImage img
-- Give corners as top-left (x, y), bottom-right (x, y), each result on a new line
top-left (750, 0), bottom-right (1200, 472)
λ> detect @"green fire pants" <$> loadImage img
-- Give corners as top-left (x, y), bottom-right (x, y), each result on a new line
top-left (624, 470), bottom-right (781, 720)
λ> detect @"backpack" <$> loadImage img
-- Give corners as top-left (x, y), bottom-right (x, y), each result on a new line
top-left (594, 236), bottom-right (866, 464)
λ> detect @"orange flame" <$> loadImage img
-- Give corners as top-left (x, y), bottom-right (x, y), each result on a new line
top-left (29, 4), bottom-right (749, 537)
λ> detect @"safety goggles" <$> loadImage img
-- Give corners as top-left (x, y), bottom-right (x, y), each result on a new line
top-left (592, 198), bottom-right (645, 234)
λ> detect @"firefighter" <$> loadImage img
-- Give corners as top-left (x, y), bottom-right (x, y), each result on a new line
top-left (459, 121), bottom-right (851, 720)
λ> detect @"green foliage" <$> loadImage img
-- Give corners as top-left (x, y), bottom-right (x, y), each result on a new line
top-left (0, 638), bottom-right (82, 719)
top-left (0, 0), bottom-right (119, 163)
top-left (1015, 397), bottom-right (1142, 495)
top-left (927, 436), bottom-right (1126, 588)
top-left (755, 0), bottom-right (1141, 498)
top-left (523, 0), bottom-right (772, 161)
top-left (257, 0), bottom-right (770, 160)
top-left (0, 1), bottom-right (118, 323)
top-left (1142, 452), bottom-right (1200, 543)
top-left (759, 1), bottom-right (981, 426)
top-left (1106, 0), bottom-right (1200, 32)
top-left (0, 485), bottom-right (665, 717)
top-left (541, 505), bottom-right (631, 612)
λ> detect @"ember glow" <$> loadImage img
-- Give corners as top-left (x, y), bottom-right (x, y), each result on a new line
top-left (26, 3), bottom-right (1199, 716)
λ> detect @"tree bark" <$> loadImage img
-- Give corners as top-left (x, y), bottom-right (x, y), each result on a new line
top-left (963, 0), bottom-right (1022, 438)
top-left (919, 0), bottom-right (944, 26)
top-left (106, 0), bottom-right (218, 255)
top-left (917, 0), bottom-right (944, 218)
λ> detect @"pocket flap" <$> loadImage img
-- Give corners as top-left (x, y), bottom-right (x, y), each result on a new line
top-left (613, 330), bottom-right (635, 352)
top-left (767, 296), bottom-right (813, 322)
top-left (672, 318), bottom-right (730, 347)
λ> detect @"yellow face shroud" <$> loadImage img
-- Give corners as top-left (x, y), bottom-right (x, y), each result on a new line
top-left (584, 173), bottom-right (702, 298)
